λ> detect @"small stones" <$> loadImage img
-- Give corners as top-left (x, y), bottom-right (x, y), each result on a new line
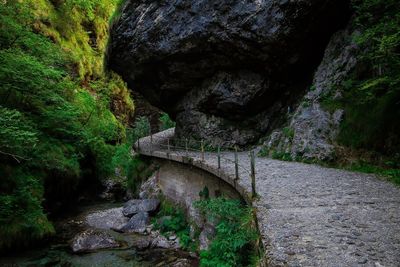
top-left (285, 250), bottom-right (296, 256)
top-left (358, 258), bottom-right (368, 264)
top-left (351, 230), bottom-right (362, 237)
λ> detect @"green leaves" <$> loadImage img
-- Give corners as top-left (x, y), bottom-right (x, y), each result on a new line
top-left (0, 168), bottom-right (55, 251)
top-left (336, 0), bottom-right (400, 156)
top-left (195, 198), bottom-right (258, 267)
top-left (0, 106), bottom-right (38, 161)
top-left (153, 200), bottom-right (193, 250)
top-left (0, 0), bottom-right (134, 251)
top-left (159, 113), bottom-right (176, 131)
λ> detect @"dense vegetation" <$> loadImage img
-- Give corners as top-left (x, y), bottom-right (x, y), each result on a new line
top-left (334, 0), bottom-right (400, 183)
top-left (0, 0), bottom-right (135, 251)
top-left (153, 200), bottom-right (194, 250)
top-left (195, 198), bottom-right (259, 267)
top-left (339, 0), bottom-right (400, 153)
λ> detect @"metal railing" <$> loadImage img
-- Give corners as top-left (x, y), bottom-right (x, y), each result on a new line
top-left (136, 130), bottom-right (257, 199)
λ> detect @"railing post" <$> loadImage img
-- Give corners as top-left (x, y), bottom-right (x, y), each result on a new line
top-left (167, 138), bottom-right (170, 158)
top-left (217, 145), bottom-right (221, 169)
top-left (250, 150), bottom-right (256, 199)
top-left (201, 140), bottom-right (205, 161)
top-left (185, 138), bottom-right (189, 157)
top-left (235, 146), bottom-right (239, 180)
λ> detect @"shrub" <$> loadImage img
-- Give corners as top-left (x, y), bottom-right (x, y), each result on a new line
top-left (153, 200), bottom-right (193, 250)
top-left (159, 112), bottom-right (176, 131)
top-left (195, 198), bottom-right (258, 267)
top-left (0, 168), bottom-right (55, 251)
top-left (132, 116), bottom-right (151, 142)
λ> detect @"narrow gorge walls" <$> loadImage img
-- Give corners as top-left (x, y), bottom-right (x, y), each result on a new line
top-left (107, 0), bottom-right (350, 146)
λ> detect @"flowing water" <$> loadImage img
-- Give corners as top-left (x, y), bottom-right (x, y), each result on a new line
top-left (0, 202), bottom-right (198, 267)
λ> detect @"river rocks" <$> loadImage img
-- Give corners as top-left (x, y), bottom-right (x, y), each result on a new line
top-left (150, 231), bottom-right (181, 249)
top-left (108, 0), bottom-right (350, 146)
top-left (85, 207), bottom-right (128, 231)
top-left (129, 235), bottom-right (152, 250)
top-left (139, 174), bottom-right (161, 199)
top-left (123, 199), bottom-right (160, 217)
top-left (71, 229), bottom-right (120, 253)
top-left (262, 24), bottom-right (359, 161)
top-left (120, 212), bottom-right (150, 234)
top-left (199, 223), bottom-right (216, 251)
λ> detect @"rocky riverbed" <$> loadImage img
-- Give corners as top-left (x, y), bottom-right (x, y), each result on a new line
top-left (0, 201), bottom-right (198, 267)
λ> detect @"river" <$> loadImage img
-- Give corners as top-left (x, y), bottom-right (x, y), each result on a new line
top-left (0, 202), bottom-right (198, 267)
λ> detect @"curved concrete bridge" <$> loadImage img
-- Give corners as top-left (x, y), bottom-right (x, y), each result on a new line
top-left (136, 129), bottom-right (400, 267)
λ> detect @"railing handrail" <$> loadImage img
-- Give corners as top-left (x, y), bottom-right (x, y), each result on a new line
top-left (135, 129), bottom-right (257, 199)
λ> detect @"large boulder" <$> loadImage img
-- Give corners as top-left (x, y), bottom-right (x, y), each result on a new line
top-left (139, 174), bottom-right (161, 199)
top-left (123, 199), bottom-right (160, 217)
top-left (85, 207), bottom-right (128, 231)
top-left (70, 229), bottom-right (120, 253)
top-left (107, 0), bottom-right (350, 146)
top-left (120, 212), bottom-right (150, 234)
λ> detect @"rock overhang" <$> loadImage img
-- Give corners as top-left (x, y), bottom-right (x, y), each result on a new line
top-left (107, 0), bottom-right (351, 146)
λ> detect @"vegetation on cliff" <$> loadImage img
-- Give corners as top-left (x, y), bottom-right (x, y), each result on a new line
top-left (336, 0), bottom-right (400, 183)
top-left (0, 0), bottom-right (134, 251)
top-left (259, 0), bottom-right (400, 184)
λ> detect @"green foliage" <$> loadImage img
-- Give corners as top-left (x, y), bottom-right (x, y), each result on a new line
top-left (258, 147), bottom-right (293, 162)
top-left (0, 0), bottom-right (134, 251)
top-left (337, 0), bottom-right (400, 155)
top-left (159, 112), bottom-right (176, 131)
top-left (349, 162), bottom-right (400, 185)
top-left (0, 167), bottom-right (55, 250)
top-left (199, 186), bottom-right (210, 200)
top-left (0, 107), bottom-right (38, 161)
top-left (132, 116), bottom-right (151, 142)
top-left (29, 0), bottom-right (121, 80)
top-left (272, 151), bottom-right (293, 162)
top-left (125, 155), bottom-right (153, 195)
top-left (195, 198), bottom-right (258, 267)
top-left (153, 200), bottom-right (194, 250)
top-left (282, 127), bottom-right (295, 140)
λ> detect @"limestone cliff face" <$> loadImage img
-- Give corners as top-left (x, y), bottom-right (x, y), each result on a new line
top-left (264, 24), bottom-right (360, 161)
top-left (108, 0), bottom-right (350, 146)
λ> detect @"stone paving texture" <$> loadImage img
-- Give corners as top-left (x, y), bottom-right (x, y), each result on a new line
top-left (136, 129), bottom-right (400, 267)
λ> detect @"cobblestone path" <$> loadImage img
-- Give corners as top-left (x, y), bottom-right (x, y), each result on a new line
top-left (136, 129), bottom-right (400, 267)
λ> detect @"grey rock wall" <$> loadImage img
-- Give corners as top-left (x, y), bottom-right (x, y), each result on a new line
top-left (107, 0), bottom-right (350, 146)
top-left (263, 24), bottom-right (359, 161)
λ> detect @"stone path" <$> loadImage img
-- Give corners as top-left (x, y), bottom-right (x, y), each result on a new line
top-left (136, 129), bottom-right (400, 267)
